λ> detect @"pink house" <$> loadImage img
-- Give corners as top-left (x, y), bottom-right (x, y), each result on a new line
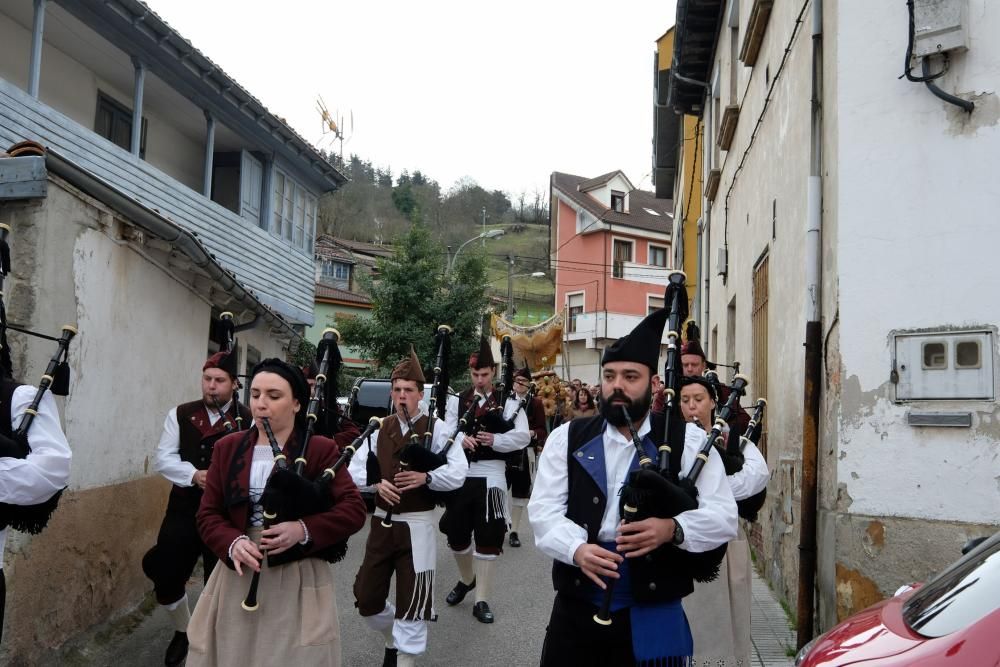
top-left (550, 170), bottom-right (674, 382)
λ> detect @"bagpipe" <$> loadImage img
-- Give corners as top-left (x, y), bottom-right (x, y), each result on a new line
top-left (381, 327), bottom-right (454, 526)
top-left (465, 336), bottom-right (521, 461)
top-left (240, 330), bottom-right (348, 611)
top-left (0, 222), bottom-right (77, 534)
top-left (734, 399), bottom-right (767, 521)
top-left (218, 312), bottom-right (244, 431)
top-left (594, 270), bottom-right (728, 625)
top-left (505, 381), bottom-right (538, 473)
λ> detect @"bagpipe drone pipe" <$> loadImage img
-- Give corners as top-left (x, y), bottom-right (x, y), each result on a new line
top-left (594, 271), bottom-right (727, 625)
top-left (732, 398), bottom-right (767, 521)
top-left (0, 223), bottom-right (78, 534)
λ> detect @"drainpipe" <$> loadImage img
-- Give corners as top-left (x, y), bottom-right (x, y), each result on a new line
top-left (797, 0), bottom-right (823, 650)
top-left (28, 0), bottom-right (46, 98)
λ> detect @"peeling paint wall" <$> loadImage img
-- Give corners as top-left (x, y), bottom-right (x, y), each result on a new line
top-left (823, 0), bottom-right (1000, 623)
top-left (0, 176), bottom-right (288, 663)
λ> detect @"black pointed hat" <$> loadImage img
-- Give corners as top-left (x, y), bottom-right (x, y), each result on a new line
top-left (514, 364), bottom-right (531, 380)
top-left (601, 307), bottom-right (668, 373)
top-left (469, 336), bottom-right (495, 369)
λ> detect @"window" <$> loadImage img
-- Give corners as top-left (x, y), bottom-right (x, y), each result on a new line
top-left (321, 261), bottom-right (350, 281)
top-left (648, 244), bottom-right (668, 267)
top-left (611, 191), bottom-right (625, 212)
top-left (647, 295), bottom-right (664, 315)
top-left (752, 254), bottom-right (769, 458)
top-left (567, 292), bottom-right (584, 333)
top-left (612, 239), bottom-right (633, 279)
top-left (272, 169), bottom-right (318, 252)
top-left (922, 342), bottom-right (947, 369)
top-left (95, 92), bottom-right (146, 157)
top-left (956, 341), bottom-right (981, 369)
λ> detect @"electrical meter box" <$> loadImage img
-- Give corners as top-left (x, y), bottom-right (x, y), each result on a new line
top-left (893, 329), bottom-right (994, 401)
top-left (912, 0), bottom-right (969, 57)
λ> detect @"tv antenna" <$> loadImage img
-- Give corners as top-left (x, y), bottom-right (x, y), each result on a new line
top-left (316, 95), bottom-right (353, 159)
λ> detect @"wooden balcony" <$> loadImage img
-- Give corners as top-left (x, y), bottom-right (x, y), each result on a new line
top-left (706, 168), bottom-right (722, 202)
top-left (739, 0), bottom-right (774, 66)
top-left (718, 104), bottom-right (740, 151)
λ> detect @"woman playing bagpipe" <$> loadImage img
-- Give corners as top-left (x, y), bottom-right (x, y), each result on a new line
top-left (348, 344), bottom-right (468, 667)
top-left (679, 375), bottom-right (769, 665)
top-left (186, 358), bottom-right (365, 667)
top-left (528, 273), bottom-right (738, 667)
top-left (0, 223), bottom-right (74, 644)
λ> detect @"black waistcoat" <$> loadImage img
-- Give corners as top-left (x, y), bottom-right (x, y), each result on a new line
top-left (175, 399), bottom-right (251, 471)
top-left (551, 412), bottom-right (695, 604)
top-left (458, 387), bottom-right (511, 462)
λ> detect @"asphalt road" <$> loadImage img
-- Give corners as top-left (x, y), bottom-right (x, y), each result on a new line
top-left (53, 508), bottom-right (552, 666)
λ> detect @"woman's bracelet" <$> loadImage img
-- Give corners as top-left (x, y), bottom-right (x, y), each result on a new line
top-left (298, 519), bottom-right (311, 545)
top-left (228, 534), bottom-right (250, 560)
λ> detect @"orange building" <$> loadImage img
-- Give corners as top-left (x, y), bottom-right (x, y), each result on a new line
top-left (549, 170), bottom-right (674, 382)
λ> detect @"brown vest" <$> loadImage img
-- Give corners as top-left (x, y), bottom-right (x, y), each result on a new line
top-left (176, 399), bottom-right (251, 471)
top-left (375, 414), bottom-right (435, 514)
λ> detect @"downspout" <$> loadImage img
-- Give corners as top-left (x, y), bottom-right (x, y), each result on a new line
top-left (797, 0), bottom-right (823, 650)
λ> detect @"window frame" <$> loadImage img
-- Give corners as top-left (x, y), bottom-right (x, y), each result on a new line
top-left (271, 168), bottom-right (318, 253)
top-left (94, 91), bottom-right (147, 158)
top-left (611, 237), bottom-right (635, 279)
top-left (566, 290), bottom-right (585, 333)
top-left (647, 293), bottom-right (665, 315)
top-left (648, 243), bottom-right (668, 268)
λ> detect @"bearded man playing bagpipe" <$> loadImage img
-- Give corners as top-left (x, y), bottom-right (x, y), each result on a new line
top-left (528, 303), bottom-right (738, 666)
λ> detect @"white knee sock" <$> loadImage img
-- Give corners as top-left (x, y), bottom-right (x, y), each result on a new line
top-left (363, 603), bottom-right (396, 648)
top-left (165, 594), bottom-right (190, 633)
top-left (454, 551), bottom-right (475, 585)
top-left (474, 558), bottom-right (495, 603)
top-left (397, 653), bottom-right (417, 667)
top-left (510, 504), bottom-right (524, 533)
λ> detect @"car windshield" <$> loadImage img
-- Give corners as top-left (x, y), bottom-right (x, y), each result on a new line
top-left (902, 532), bottom-right (1000, 638)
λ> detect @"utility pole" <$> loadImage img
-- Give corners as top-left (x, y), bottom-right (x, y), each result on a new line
top-left (481, 206), bottom-right (487, 247)
top-left (506, 254), bottom-right (515, 319)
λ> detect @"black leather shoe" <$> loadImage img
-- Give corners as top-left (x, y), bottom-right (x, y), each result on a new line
top-left (445, 578), bottom-right (475, 606)
top-left (509, 531), bottom-right (521, 547)
top-left (382, 646), bottom-right (398, 667)
top-left (164, 631), bottom-right (188, 666)
top-left (473, 601), bottom-right (495, 624)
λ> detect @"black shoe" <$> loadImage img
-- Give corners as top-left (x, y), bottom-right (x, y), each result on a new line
top-left (473, 601), bottom-right (495, 624)
top-left (164, 631), bottom-right (188, 666)
top-left (445, 578), bottom-right (476, 606)
top-left (382, 646), bottom-right (398, 667)
top-left (509, 531), bottom-right (521, 547)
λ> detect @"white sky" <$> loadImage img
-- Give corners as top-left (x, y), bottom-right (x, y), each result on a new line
top-left (145, 0), bottom-right (677, 196)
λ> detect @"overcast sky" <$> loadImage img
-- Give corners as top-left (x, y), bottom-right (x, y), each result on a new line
top-left (145, 1), bottom-right (677, 196)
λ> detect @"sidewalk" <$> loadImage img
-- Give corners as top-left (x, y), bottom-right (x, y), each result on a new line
top-left (750, 569), bottom-right (797, 667)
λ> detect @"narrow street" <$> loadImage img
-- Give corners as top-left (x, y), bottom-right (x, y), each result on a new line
top-left (53, 511), bottom-right (794, 666)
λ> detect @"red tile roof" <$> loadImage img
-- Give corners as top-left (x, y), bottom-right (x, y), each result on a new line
top-left (314, 283), bottom-right (372, 306)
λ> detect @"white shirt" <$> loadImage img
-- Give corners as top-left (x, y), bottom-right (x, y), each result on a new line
top-left (455, 391), bottom-right (530, 487)
top-left (529, 415), bottom-right (737, 567)
top-left (729, 440), bottom-right (769, 500)
top-left (0, 386), bottom-right (72, 567)
top-left (347, 408), bottom-right (468, 496)
top-left (153, 400), bottom-right (232, 487)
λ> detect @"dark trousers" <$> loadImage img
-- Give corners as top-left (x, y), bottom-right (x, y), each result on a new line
top-left (142, 489), bottom-right (217, 605)
top-left (540, 593), bottom-right (636, 666)
top-left (439, 477), bottom-right (507, 555)
top-left (506, 450), bottom-right (532, 499)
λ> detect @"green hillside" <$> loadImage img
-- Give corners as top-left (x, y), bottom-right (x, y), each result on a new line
top-left (480, 223), bottom-right (554, 325)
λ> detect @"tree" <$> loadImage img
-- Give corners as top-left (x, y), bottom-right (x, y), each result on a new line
top-left (337, 222), bottom-right (489, 383)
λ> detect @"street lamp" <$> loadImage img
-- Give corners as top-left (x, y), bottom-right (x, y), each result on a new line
top-left (447, 228), bottom-right (505, 275)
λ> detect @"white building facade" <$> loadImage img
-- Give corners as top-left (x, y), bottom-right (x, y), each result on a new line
top-left (670, 0), bottom-right (1000, 635)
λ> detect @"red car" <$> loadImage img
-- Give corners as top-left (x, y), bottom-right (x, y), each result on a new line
top-left (795, 532), bottom-right (1000, 666)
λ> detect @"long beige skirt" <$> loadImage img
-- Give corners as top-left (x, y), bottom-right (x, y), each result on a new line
top-left (682, 535), bottom-right (752, 665)
top-left (187, 530), bottom-right (341, 667)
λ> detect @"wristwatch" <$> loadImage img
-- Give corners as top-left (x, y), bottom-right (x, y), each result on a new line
top-left (671, 520), bottom-right (685, 546)
top-left (424, 471), bottom-right (433, 487)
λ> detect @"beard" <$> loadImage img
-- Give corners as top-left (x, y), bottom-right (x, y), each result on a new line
top-left (599, 385), bottom-right (653, 426)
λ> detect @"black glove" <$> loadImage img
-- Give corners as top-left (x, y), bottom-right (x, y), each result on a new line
top-left (0, 431), bottom-right (29, 459)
